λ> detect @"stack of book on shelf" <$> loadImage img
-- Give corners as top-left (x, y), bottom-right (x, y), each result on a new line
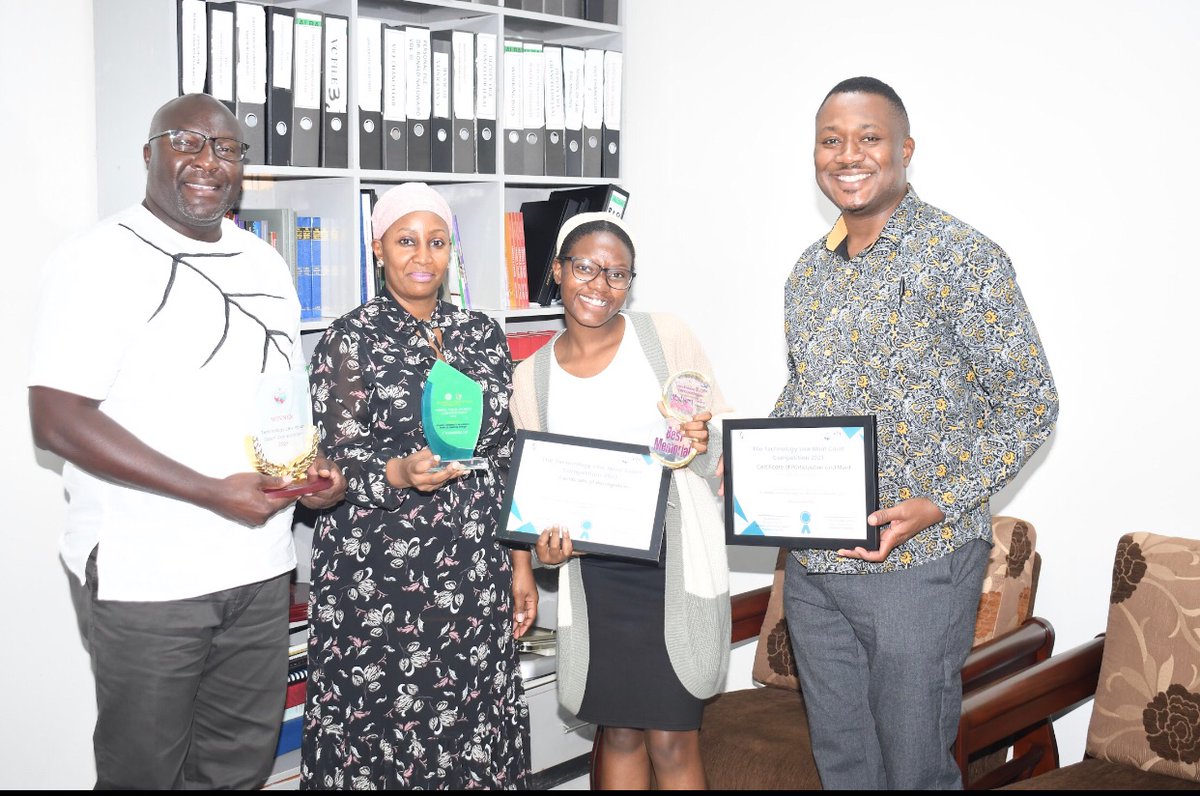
top-left (297, 217), bottom-right (323, 321)
top-left (517, 627), bottom-right (558, 681)
top-left (506, 330), bottom-right (556, 361)
top-left (504, 211), bottom-right (531, 310)
top-left (276, 583), bottom-right (309, 758)
top-left (178, 1), bottom-right (351, 169)
top-left (228, 207), bottom-right (324, 321)
top-left (355, 21), bottom-right (498, 174)
top-left (502, 35), bottom-right (623, 179)
top-left (516, 626), bottom-right (555, 655)
top-left (178, 3), bottom-right (620, 176)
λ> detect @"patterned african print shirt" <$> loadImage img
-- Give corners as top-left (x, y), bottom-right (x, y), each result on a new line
top-left (773, 187), bottom-right (1058, 574)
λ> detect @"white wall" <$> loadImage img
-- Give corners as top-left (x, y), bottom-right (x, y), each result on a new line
top-left (6, 0), bottom-right (1199, 787)
top-left (2, 0), bottom-right (99, 789)
top-left (621, 0), bottom-right (1200, 766)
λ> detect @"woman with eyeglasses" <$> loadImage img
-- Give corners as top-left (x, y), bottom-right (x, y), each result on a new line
top-left (510, 212), bottom-right (731, 789)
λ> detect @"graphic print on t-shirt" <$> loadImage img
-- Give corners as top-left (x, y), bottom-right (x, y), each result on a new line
top-left (120, 223), bottom-right (295, 373)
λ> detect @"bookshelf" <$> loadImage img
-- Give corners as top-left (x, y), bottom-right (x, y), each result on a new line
top-left (94, 0), bottom-right (624, 333)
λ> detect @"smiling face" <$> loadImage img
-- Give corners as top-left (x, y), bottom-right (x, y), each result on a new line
top-left (554, 230), bottom-right (633, 330)
top-left (142, 94), bottom-right (244, 242)
top-left (373, 210), bottom-right (451, 316)
top-left (814, 91), bottom-right (914, 223)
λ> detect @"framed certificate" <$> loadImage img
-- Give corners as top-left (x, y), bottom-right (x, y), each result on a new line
top-left (722, 416), bottom-right (879, 550)
top-left (498, 430), bottom-right (670, 561)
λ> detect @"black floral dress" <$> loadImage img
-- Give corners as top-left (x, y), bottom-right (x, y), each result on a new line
top-left (301, 293), bottom-right (529, 790)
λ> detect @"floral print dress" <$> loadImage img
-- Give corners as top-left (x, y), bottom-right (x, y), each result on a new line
top-left (300, 293), bottom-right (529, 790)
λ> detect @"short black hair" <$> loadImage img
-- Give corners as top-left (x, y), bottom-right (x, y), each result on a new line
top-left (822, 76), bottom-right (910, 136)
top-left (556, 218), bottom-right (636, 266)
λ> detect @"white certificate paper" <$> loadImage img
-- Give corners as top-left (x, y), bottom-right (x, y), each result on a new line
top-left (499, 431), bottom-right (670, 561)
top-left (723, 417), bottom-right (879, 549)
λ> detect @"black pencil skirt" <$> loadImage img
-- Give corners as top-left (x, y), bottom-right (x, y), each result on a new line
top-left (573, 555), bottom-right (704, 731)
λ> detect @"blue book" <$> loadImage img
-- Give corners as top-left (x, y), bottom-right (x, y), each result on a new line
top-left (296, 216), bottom-right (313, 320)
top-left (310, 216), bottom-right (323, 318)
top-left (274, 716), bottom-right (302, 756)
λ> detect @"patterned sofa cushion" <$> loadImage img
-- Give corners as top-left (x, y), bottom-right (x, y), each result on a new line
top-left (751, 516), bottom-right (1038, 689)
top-left (974, 516), bottom-right (1038, 645)
top-left (750, 550), bottom-right (798, 689)
top-left (1085, 532), bottom-right (1200, 782)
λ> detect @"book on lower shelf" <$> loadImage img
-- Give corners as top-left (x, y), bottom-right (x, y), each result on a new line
top-left (264, 747), bottom-right (302, 790)
top-left (275, 714), bottom-right (303, 757)
top-left (358, 189), bottom-right (380, 305)
top-left (309, 217), bottom-right (324, 319)
top-left (234, 208), bottom-right (299, 284)
top-left (285, 679), bottom-right (305, 710)
top-left (506, 330), bottom-right (556, 361)
top-left (440, 214), bottom-right (471, 309)
top-left (297, 217), bottom-right (313, 320)
top-left (504, 211), bottom-right (530, 310)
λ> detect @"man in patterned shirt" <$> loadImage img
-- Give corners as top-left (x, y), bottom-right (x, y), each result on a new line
top-left (773, 77), bottom-right (1059, 789)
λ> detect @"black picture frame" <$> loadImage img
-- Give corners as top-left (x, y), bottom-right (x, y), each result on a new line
top-left (498, 430), bottom-right (670, 561)
top-left (722, 415), bottom-right (879, 550)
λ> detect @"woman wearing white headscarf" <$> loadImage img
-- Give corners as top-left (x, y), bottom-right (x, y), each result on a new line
top-left (301, 183), bottom-right (534, 790)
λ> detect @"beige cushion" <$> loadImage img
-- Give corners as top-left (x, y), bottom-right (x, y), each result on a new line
top-left (1085, 532), bottom-right (1200, 782)
top-left (751, 550), bottom-right (799, 689)
top-left (974, 516), bottom-right (1038, 645)
top-left (750, 517), bottom-right (1038, 690)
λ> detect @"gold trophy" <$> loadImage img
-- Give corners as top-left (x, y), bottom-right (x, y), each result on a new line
top-left (245, 367), bottom-right (332, 497)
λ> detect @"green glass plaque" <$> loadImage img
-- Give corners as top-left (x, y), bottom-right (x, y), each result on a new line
top-left (421, 359), bottom-right (489, 471)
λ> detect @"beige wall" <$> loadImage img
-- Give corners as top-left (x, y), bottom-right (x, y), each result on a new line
top-left (620, 0), bottom-right (1200, 763)
top-left (3, 0), bottom-right (99, 788)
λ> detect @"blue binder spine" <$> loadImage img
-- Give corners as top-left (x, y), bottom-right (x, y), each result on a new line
top-left (296, 216), bottom-right (312, 320)
top-left (310, 216), bottom-right (323, 318)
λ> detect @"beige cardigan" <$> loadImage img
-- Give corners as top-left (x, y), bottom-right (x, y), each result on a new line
top-left (510, 311), bottom-right (732, 714)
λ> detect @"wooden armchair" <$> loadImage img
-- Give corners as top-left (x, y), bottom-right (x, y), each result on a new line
top-left (694, 516), bottom-right (1050, 790)
top-left (956, 531), bottom-right (1200, 790)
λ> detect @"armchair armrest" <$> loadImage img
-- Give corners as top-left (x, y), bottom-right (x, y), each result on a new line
top-left (955, 634), bottom-right (1105, 788)
top-left (729, 586), bottom-right (771, 644)
top-left (962, 617), bottom-right (1055, 692)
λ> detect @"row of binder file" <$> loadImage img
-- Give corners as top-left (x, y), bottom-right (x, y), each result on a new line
top-left (178, 1), bottom-right (622, 177)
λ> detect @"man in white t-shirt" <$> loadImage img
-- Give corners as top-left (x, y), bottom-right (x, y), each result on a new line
top-left (27, 93), bottom-right (345, 789)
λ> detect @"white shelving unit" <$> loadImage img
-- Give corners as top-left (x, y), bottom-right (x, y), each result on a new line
top-left (94, 0), bottom-right (623, 333)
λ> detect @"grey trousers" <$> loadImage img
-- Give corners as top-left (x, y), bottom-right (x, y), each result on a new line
top-left (783, 540), bottom-right (989, 790)
top-left (74, 549), bottom-right (290, 790)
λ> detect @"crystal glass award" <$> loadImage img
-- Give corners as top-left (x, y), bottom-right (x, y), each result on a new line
top-left (245, 366), bottom-right (333, 497)
top-left (421, 359), bottom-right (489, 471)
top-left (650, 370), bottom-right (714, 469)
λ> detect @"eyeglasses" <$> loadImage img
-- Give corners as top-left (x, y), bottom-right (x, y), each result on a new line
top-left (561, 256), bottom-right (636, 290)
top-left (147, 129), bottom-right (250, 163)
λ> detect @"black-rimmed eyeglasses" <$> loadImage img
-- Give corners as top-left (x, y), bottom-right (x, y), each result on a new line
top-left (147, 129), bottom-right (250, 163)
top-left (560, 256), bottom-right (636, 290)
